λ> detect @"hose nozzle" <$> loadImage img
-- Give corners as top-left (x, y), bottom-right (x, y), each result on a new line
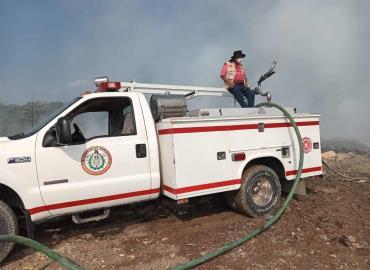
top-left (266, 92), bottom-right (272, 103)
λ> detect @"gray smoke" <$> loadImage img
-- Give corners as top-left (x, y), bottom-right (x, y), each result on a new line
top-left (0, 0), bottom-right (369, 144)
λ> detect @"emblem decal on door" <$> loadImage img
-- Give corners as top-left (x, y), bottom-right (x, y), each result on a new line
top-left (302, 137), bottom-right (312, 153)
top-left (81, 146), bottom-right (112, 175)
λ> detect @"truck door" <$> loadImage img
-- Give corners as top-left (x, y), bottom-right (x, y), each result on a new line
top-left (35, 95), bottom-right (155, 216)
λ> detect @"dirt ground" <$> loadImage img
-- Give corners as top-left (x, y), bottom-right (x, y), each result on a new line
top-left (2, 153), bottom-right (370, 270)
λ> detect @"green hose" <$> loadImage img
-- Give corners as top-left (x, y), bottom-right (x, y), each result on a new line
top-left (0, 235), bottom-right (84, 270)
top-left (168, 102), bottom-right (305, 270)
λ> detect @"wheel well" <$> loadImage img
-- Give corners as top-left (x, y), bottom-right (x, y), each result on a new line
top-left (0, 184), bottom-right (25, 217)
top-left (0, 184), bottom-right (34, 238)
top-left (243, 157), bottom-right (285, 180)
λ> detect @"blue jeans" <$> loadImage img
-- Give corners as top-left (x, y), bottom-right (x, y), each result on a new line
top-left (229, 83), bottom-right (255, 108)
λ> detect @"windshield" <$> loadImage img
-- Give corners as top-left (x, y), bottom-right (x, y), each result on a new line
top-left (8, 97), bottom-right (82, 140)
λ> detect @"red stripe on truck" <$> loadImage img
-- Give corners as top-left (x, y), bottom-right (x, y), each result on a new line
top-left (164, 166), bottom-right (322, 195)
top-left (29, 166), bottom-right (322, 215)
top-left (265, 121), bottom-right (319, 128)
top-left (163, 179), bottom-right (242, 195)
top-left (29, 188), bottom-right (160, 215)
top-left (286, 166), bottom-right (322, 176)
top-left (158, 124), bottom-right (257, 135)
top-left (158, 121), bottom-right (319, 135)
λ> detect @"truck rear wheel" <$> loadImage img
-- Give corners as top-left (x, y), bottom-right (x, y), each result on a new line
top-left (0, 200), bottom-right (18, 263)
top-left (231, 165), bottom-right (281, 217)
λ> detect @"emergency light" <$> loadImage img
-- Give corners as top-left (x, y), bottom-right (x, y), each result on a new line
top-left (97, 82), bottom-right (121, 92)
top-left (94, 76), bottom-right (121, 92)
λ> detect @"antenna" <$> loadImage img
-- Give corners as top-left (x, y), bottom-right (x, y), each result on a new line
top-left (31, 92), bottom-right (34, 128)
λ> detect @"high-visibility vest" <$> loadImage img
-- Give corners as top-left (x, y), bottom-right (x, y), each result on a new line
top-left (224, 61), bottom-right (246, 88)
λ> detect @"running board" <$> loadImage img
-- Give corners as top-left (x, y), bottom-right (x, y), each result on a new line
top-left (72, 209), bottom-right (111, 224)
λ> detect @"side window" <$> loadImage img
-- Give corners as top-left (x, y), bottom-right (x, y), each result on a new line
top-left (121, 103), bottom-right (136, 135)
top-left (71, 111), bottom-right (109, 140)
top-left (69, 97), bottom-right (137, 143)
top-left (43, 97), bottom-right (137, 147)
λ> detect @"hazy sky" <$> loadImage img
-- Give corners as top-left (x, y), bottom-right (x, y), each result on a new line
top-left (1, 0), bottom-right (369, 144)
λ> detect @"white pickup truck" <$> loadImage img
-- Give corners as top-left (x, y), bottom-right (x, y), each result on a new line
top-left (0, 76), bottom-right (322, 262)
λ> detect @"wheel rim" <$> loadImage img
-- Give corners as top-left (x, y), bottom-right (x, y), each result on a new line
top-left (251, 177), bottom-right (273, 207)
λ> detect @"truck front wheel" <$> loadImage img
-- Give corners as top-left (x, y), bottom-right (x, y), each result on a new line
top-left (0, 200), bottom-right (18, 263)
top-left (230, 165), bottom-right (281, 217)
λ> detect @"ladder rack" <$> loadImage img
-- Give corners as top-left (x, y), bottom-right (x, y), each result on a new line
top-left (120, 81), bottom-right (233, 99)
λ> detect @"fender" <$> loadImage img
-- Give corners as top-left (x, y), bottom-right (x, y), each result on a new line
top-left (232, 148), bottom-right (287, 180)
top-left (0, 169), bottom-right (50, 222)
top-left (0, 183), bottom-right (34, 238)
top-left (0, 135), bottom-right (50, 222)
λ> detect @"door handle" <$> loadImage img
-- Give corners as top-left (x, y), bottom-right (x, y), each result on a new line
top-left (136, 144), bottom-right (147, 158)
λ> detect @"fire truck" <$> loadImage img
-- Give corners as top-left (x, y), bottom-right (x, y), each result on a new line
top-left (0, 62), bottom-right (322, 262)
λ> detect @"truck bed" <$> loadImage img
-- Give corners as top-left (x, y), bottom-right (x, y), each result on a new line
top-left (156, 107), bottom-right (322, 200)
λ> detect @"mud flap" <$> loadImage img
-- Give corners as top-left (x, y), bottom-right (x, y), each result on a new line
top-left (25, 210), bottom-right (34, 239)
top-left (281, 179), bottom-right (307, 196)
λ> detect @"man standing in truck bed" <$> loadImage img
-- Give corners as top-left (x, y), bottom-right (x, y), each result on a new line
top-left (220, 50), bottom-right (255, 107)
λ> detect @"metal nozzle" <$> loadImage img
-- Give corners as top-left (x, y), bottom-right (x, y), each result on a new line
top-left (267, 92), bottom-right (272, 103)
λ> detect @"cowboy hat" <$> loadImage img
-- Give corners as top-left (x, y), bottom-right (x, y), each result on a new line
top-left (231, 50), bottom-right (246, 59)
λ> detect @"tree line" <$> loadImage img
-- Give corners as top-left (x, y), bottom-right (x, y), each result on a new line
top-left (0, 102), bottom-right (63, 137)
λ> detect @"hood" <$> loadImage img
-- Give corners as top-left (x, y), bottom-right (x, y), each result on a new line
top-left (0, 135), bottom-right (36, 162)
top-left (0, 137), bottom-right (9, 143)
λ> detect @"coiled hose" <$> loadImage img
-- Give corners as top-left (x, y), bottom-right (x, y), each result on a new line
top-left (0, 102), bottom-right (304, 270)
top-left (168, 102), bottom-right (305, 270)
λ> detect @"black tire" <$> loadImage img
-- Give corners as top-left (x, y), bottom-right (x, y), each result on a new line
top-left (0, 200), bottom-right (18, 263)
top-left (231, 165), bottom-right (281, 217)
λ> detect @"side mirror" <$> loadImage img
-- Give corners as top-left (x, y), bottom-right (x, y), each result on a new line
top-left (56, 117), bottom-right (72, 145)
